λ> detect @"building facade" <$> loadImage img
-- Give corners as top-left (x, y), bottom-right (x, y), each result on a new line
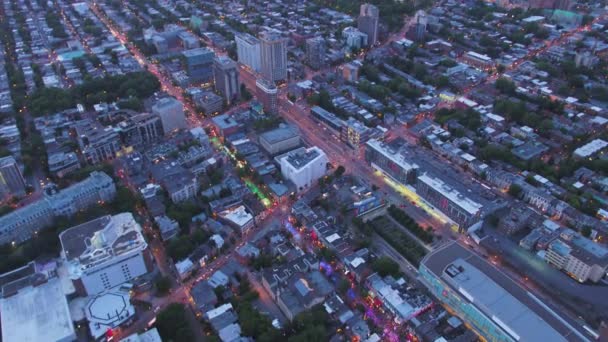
top-left (118, 113), bottom-right (164, 148)
top-left (305, 37), bottom-right (325, 70)
top-left (0, 171), bottom-right (116, 244)
top-left (182, 47), bottom-right (215, 82)
top-left (75, 120), bottom-right (121, 165)
top-left (0, 156), bottom-right (26, 199)
top-left (213, 56), bottom-right (240, 105)
top-left (280, 146), bottom-right (328, 191)
top-left (235, 33), bottom-right (261, 72)
top-left (152, 97), bottom-right (187, 135)
top-left (259, 126), bottom-right (301, 155)
top-left (545, 230), bottom-right (608, 283)
top-left (256, 78), bottom-right (278, 115)
top-left (260, 31), bottom-right (288, 82)
top-left (414, 173), bottom-right (482, 228)
top-left (420, 243), bottom-right (590, 342)
top-left (343, 27), bottom-right (368, 50)
top-left (357, 4), bottom-right (379, 46)
top-left (60, 213), bottom-right (151, 295)
top-left (364, 139), bottom-right (419, 185)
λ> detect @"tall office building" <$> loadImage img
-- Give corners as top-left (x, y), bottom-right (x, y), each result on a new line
top-left (358, 3), bottom-right (379, 46)
top-left (260, 31), bottom-right (288, 82)
top-left (213, 56), bottom-right (240, 105)
top-left (343, 27), bottom-right (368, 50)
top-left (256, 78), bottom-right (278, 115)
top-left (235, 33), bottom-right (261, 72)
top-left (407, 10), bottom-right (427, 42)
top-left (151, 97), bottom-right (188, 135)
top-left (305, 36), bottom-right (325, 70)
top-left (0, 156), bottom-right (26, 199)
top-left (182, 47), bottom-right (215, 83)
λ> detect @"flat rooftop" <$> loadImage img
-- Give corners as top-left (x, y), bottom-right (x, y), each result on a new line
top-left (422, 242), bottom-right (593, 342)
top-left (418, 173), bottom-right (482, 215)
top-left (59, 213), bottom-right (147, 272)
top-left (182, 47), bottom-right (214, 58)
top-left (0, 277), bottom-right (75, 342)
top-left (235, 32), bottom-right (260, 45)
top-left (366, 138), bottom-right (419, 172)
top-left (573, 139), bottom-right (607, 158)
top-left (284, 146), bottom-right (325, 169)
top-left (259, 125), bottom-right (299, 144)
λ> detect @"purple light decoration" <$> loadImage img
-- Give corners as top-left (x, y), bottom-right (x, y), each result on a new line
top-left (383, 329), bottom-right (400, 342)
top-left (319, 261), bottom-right (333, 276)
top-left (347, 288), bottom-right (356, 300)
top-left (284, 220), bottom-right (301, 240)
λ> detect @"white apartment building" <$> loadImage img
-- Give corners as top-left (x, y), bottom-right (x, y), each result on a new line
top-left (59, 212), bottom-right (151, 295)
top-left (545, 229), bottom-right (608, 283)
top-left (235, 33), bottom-right (261, 72)
top-left (280, 146), bottom-right (328, 192)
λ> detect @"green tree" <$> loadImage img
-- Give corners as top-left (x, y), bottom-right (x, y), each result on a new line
top-left (495, 77), bottom-right (516, 95)
top-left (508, 184), bottom-right (523, 198)
top-left (155, 276), bottom-right (172, 295)
top-left (156, 304), bottom-right (194, 342)
top-left (334, 165), bottom-right (345, 178)
top-left (581, 226), bottom-right (592, 238)
top-left (372, 256), bottom-right (400, 277)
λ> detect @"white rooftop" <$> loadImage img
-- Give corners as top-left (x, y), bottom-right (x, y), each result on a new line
top-left (574, 139), bottom-right (608, 158)
top-left (418, 173), bottom-right (482, 215)
top-left (206, 303), bottom-right (233, 320)
top-left (366, 139), bottom-right (419, 172)
top-left (0, 277), bottom-right (76, 342)
top-left (219, 205), bottom-right (253, 227)
top-left (86, 289), bottom-right (135, 339)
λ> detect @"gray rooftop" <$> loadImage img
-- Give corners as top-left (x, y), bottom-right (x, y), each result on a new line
top-left (422, 242), bottom-right (592, 342)
top-left (259, 126), bottom-right (299, 144)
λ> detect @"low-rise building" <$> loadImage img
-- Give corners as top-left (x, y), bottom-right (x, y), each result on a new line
top-left (0, 263), bottom-right (76, 342)
top-left (415, 173), bottom-right (483, 229)
top-left (259, 125), bottom-right (301, 155)
top-left (420, 242), bottom-right (592, 342)
top-left (0, 171), bottom-right (116, 244)
top-left (190, 281), bottom-right (218, 316)
top-left (85, 288), bottom-right (135, 340)
top-left (151, 161), bottom-right (198, 203)
top-left (573, 139), bottom-right (607, 159)
top-left (462, 51), bottom-right (494, 70)
top-left (218, 205), bottom-right (254, 234)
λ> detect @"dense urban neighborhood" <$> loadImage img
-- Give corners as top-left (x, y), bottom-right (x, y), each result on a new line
top-left (0, 0), bottom-right (608, 341)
